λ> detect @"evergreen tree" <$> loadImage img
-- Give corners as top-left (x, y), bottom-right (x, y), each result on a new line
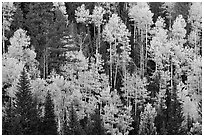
top-left (15, 68), bottom-right (39, 134)
top-left (166, 89), bottom-right (184, 135)
top-left (2, 101), bottom-right (19, 135)
top-left (67, 103), bottom-right (85, 135)
top-left (24, 2), bottom-right (70, 78)
top-left (8, 3), bottom-right (25, 40)
top-left (2, 2), bottom-right (16, 53)
top-left (90, 108), bottom-right (106, 135)
top-left (42, 91), bottom-right (58, 135)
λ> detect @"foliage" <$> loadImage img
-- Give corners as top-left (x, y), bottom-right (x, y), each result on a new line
top-left (91, 5), bottom-right (105, 27)
top-left (188, 2), bottom-right (202, 30)
top-left (42, 91), bottom-right (58, 135)
top-left (2, 2), bottom-right (202, 135)
top-left (190, 122), bottom-right (202, 135)
top-left (166, 90), bottom-right (184, 135)
top-left (102, 90), bottom-right (133, 135)
top-left (2, 2), bottom-right (16, 31)
top-left (139, 103), bottom-right (157, 135)
top-left (129, 2), bottom-right (153, 30)
top-left (14, 69), bottom-right (40, 134)
top-left (67, 103), bottom-right (85, 135)
top-left (75, 4), bottom-right (90, 24)
top-left (86, 108), bottom-right (106, 135)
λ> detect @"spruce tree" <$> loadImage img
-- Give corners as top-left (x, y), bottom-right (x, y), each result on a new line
top-left (42, 91), bottom-right (58, 135)
top-left (90, 108), bottom-right (106, 135)
top-left (15, 68), bottom-right (39, 134)
top-left (2, 102), bottom-right (18, 134)
top-left (166, 88), bottom-right (184, 135)
top-left (67, 103), bottom-right (85, 135)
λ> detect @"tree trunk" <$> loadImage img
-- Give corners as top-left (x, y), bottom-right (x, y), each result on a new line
top-left (194, 30), bottom-right (197, 58)
top-left (114, 58), bottom-right (118, 90)
top-left (2, 26), bottom-right (5, 53)
top-left (43, 48), bottom-right (46, 79)
top-left (145, 24), bottom-right (148, 75)
top-left (135, 83), bottom-right (137, 116)
top-left (170, 57), bottom-right (173, 93)
top-left (110, 42), bottom-right (112, 90)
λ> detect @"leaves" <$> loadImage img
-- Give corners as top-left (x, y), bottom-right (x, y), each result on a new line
top-left (139, 103), bottom-right (157, 135)
top-left (2, 2), bottom-right (202, 135)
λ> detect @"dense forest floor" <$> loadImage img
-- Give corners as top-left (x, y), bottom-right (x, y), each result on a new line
top-left (2, 2), bottom-right (202, 135)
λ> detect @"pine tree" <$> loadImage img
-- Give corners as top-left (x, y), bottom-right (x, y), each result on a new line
top-left (2, 2), bottom-right (16, 53)
top-left (15, 68), bottom-right (39, 134)
top-left (2, 101), bottom-right (19, 135)
top-left (90, 108), bottom-right (106, 135)
top-left (67, 103), bottom-right (85, 135)
top-left (42, 91), bottom-right (58, 135)
top-left (9, 3), bottom-right (25, 39)
top-left (24, 2), bottom-right (56, 78)
top-left (166, 89), bottom-right (184, 135)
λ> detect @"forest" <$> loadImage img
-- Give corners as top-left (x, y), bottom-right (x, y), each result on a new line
top-left (2, 2), bottom-right (202, 135)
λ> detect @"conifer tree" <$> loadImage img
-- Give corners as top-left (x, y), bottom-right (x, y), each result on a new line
top-left (42, 91), bottom-right (58, 135)
top-left (15, 68), bottom-right (39, 134)
top-left (67, 103), bottom-right (85, 135)
top-left (166, 89), bottom-right (184, 135)
top-left (9, 3), bottom-right (25, 38)
top-left (2, 2), bottom-right (16, 53)
top-left (2, 102), bottom-right (18, 135)
top-left (87, 108), bottom-right (106, 135)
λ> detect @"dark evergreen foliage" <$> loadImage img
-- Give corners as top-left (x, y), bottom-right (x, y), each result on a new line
top-left (15, 68), bottom-right (40, 134)
top-left (2, 101), bottom-right (17, 135)
top-left (67, 103), bottom-right (85, 135)
top-left (2, 2), bottom-right (202, 135)
top-left (87, 108), bottom-right (106, 135)
top-left (166, 83), bottom-right (184, 135)
top-left (42, 91), bottom-right (58, 135)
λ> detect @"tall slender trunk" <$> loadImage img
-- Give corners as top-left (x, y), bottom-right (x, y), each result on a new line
top-left (134, 23), bottom-right (136, 57)
top-left (96, 25), bottom-right (100, 64)
top-left (123, 55), bottom-right (128, 107)
top-left (46, 47), bottom-right (48, 78)
top-left (125, 72), bottom-right (127, 107)
top-left (3, 26), bottom-right (5, 53)
top-left (135, 81), bottom-right (137, 116)
top-left (145, 24), bottom-right (148, 74)
top-left (93, 25), bottom-right (95, 39)
top-left (194, 30), bottom-right (197, 58)
top-left (112, 39), bottom-right (117, 90)
top-left (110, 42), bottom-right (112, 90)
top-left (43, 48), bottom-right (46, 79)
top-left (169, 13), bottom-right (172, 31)
top-left (98, 25), bottom-right (100, 53)
top-left (114, 58), bottom-right (118, 90)
top-left (140, 29), bottom-right (142, 77)
top-left (170, 56), bottom-right (173, 93)
top-left (141, 30), bottom-right (144, 78)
